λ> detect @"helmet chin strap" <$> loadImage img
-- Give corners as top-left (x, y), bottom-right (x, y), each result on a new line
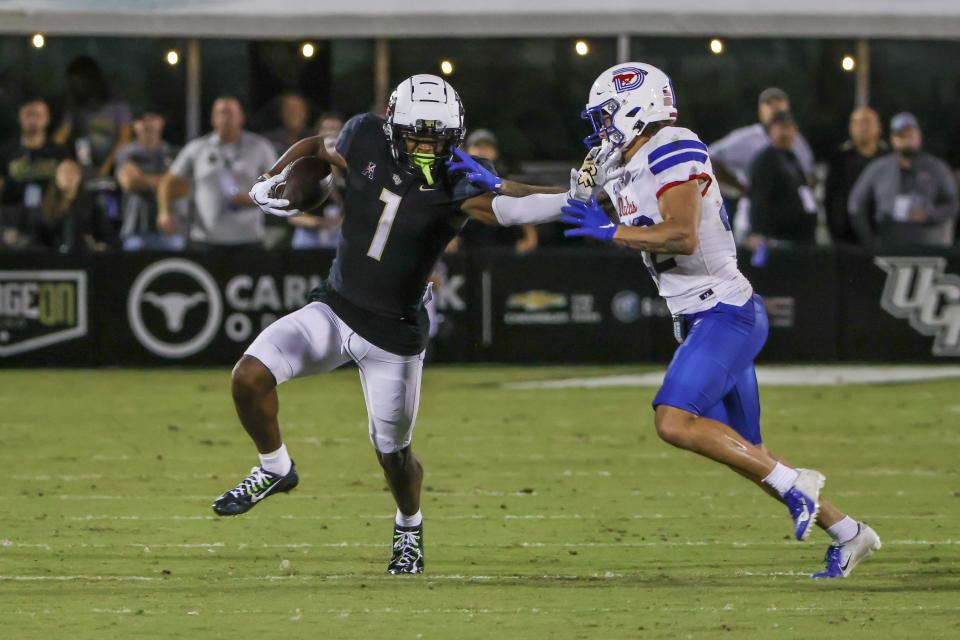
top-left (410, 152), bottom-right (436, 185)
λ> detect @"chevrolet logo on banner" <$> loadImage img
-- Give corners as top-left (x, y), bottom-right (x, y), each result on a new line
top-left (506, 290), bottom-right (567, 312)
top-left (0, 270), bottom-right (87, 357)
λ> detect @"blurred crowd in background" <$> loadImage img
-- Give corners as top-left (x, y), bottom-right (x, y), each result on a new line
top-left (2, 55), bottom-right (958, 257)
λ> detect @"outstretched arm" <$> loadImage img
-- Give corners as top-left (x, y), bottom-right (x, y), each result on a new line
top-left (461, 191), bottom-right (568, 227)
top-left (500, 180), bottom-right (567, 197)
top-left (446, 148), bottom-right (565, 197)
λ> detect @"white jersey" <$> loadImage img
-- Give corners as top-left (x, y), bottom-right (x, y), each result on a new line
top-left (603, 126), bottom-right (753, 315)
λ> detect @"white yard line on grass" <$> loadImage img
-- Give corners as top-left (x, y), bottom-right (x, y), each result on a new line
top-left (50, 512), bottom-right (940, 523)
top-left (505, 365), bottom-right (960, 390)
top-left (4, 539), bottom-right (957, 551)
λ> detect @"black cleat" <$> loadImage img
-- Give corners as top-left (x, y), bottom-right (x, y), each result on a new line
top-left (212, 462), bottom-right (299, 516)
top-left (387, 523), bottom-right (424, 574)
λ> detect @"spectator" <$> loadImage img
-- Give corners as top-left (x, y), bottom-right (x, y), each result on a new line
top-left (452, 128), bottom-right (538, 254)
top-left (53, 56), bottom-right (132, 178)
top-left (289, 113), bottom-right (346, 249)
top-left (265, 93), bottom-right (311, 155)
top-left (747, 111), bottom-right (818, 248)
top-left (825, 107), bottom-right (887, 244)
top-left (114, 109), bottom-right (183, 251)
top-left (262, 94), bottom-right (312, 249)
top-left (709, 88), bottom-right (815, 237)
top-left (157, 96), bottom-right (276, 250)
top-left (848, 112), bottom-right (959, 248)
top-left (0, 98), bottom-right (81, 250)
top-left (316, 111), bottom-right (344, 142)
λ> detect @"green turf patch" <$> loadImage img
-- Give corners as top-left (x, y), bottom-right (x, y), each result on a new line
top-left (2, 366), bottom-right (958, 638)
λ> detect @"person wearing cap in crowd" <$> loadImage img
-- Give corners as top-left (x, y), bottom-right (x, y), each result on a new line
top-left (114, 108), bottom-right (184, 250)
top-left (824, 107), bottom-right (888, 244)
top-left (449, 128), bottom-right (538, 254)
top-left (709, 88), bottom-right (815, 239)
top-left (746, 111), bottom-right (819, 249)
top-left (848, 112), bottom-right (958, 248)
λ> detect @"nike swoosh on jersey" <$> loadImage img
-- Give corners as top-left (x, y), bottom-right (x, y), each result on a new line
top-left (419, 185), bottom-right (438, 191)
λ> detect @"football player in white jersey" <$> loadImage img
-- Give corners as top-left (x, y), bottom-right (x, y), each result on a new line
top-left (448, 62), bottom-right (880, 578)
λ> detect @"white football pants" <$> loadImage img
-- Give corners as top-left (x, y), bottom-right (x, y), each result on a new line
top-left (244, 301), bottom-right (424, 454)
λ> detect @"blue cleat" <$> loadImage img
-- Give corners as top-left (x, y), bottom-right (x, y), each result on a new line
top-left (783, 469), bottom-right (825, 541)
top-left (813, 523), bottom-right (881, 578)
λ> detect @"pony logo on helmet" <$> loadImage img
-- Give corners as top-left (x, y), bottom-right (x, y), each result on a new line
top-left (581, 62), bottom-right (678, 149)
top-left (612, 67), bottom-right (647, 93)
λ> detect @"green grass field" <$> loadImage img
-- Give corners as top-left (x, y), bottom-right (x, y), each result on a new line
top-left (2, 366), bottom-right (959, 639)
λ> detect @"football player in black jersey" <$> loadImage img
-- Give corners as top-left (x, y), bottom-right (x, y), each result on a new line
top-left (211, 75), bottom-right (568, 574)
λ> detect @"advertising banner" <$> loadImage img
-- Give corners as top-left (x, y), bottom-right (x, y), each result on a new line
top-left (2, 247), bottom-right (958, 366)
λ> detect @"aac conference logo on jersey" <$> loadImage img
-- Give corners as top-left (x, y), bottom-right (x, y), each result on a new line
top-left (875, 256), bottom-right (960, 357)
top-left (0, 270), bottom-right (87, 357)
top-left (127, 258), bottom-right (223, 358)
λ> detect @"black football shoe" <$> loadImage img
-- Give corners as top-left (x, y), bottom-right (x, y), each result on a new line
top-left (211, 462), bottom-right (299, 516)
top-left (387, 523), bottom-right (424, 574)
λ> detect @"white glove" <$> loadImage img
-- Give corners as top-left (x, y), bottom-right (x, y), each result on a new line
top-left (249, 173), bottom-right (301, 217)
top-left (568, 140), bottom-right (626, 202)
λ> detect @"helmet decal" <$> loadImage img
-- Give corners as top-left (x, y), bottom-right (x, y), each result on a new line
top-left (612, 67), bottom-right (647, 93)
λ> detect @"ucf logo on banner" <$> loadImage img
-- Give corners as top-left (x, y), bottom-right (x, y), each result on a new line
top-left (875, 257), bottom-right (960, 357)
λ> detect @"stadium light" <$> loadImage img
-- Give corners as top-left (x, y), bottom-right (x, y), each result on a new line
top-left (165, 50), bottom-right (180, 66)
top-left (440, 60), bottom-right (454, 75)
top-left (301, 42), bottom-right (316, 59)
top-left (841, 55), bottom-right (856, 72)
top-left (709, 39), bottom-right (724, 55)
top-left (31, 33), bottom-right (45, 49)
top-left (575, 40), bottom-right (590, 56)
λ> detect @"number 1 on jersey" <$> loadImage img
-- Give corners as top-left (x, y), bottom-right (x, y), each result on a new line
top-left (367, 188), bottom-right (401, 261)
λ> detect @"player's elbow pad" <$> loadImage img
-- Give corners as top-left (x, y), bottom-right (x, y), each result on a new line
top-left (492, 193), bottom-right (566, 226)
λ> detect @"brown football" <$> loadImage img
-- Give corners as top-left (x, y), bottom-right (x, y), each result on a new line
top-left (270, 156), bottom-right (333, 213)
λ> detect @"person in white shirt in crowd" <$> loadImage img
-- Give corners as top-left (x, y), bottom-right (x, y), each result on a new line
top-left (709, 88), bottom-right (814, 240)
top-left (157, 96), bottom-right (276, 250)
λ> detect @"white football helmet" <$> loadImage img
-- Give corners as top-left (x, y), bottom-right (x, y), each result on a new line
top-left (384, 74), bottom-right (465, 184)
top-left (581, 62), bottom-right (678, 149)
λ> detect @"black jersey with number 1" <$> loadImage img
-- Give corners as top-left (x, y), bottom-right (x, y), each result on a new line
top-left (309, 113), bottom-right (493, 355)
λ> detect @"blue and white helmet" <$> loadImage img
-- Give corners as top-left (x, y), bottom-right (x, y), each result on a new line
top-left (581, 62), bottom-right (678, 149)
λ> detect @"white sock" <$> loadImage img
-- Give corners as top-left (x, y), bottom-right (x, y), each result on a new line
top-left (259, 444), bottom-right (292, 476)
top-left (763, 462), bottom-right (800, 496)
top-left (826, 516), bottom-right (859, 545)
top-left (395, 509), bottom-right (423, 528)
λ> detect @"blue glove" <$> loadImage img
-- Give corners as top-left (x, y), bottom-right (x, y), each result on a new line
top-left (561, 196), bottom-right (618, 242)
top-left (445, 148), bottom-right (503, 193)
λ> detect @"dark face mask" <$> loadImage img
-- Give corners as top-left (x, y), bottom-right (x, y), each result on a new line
top-left (899, 147), bottom-right (920, 159)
